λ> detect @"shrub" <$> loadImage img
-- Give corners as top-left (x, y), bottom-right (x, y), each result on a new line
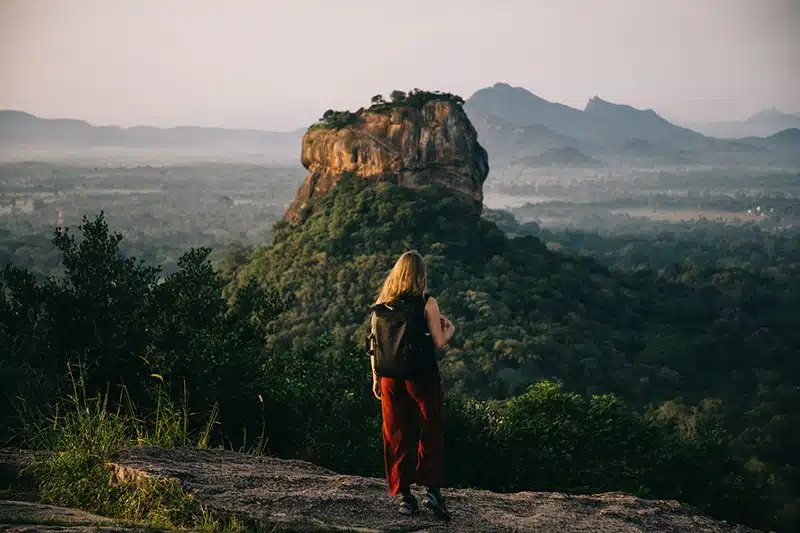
top-left (20, 365), bottom-right (239, 531)
top-left (312, 109), bottom-right (358, 130)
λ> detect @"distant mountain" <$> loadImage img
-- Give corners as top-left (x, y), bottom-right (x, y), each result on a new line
top-left (470, 114), bottom-right (586, 164)
top-left (738, 128), bottom-right (800, 152)
top-left (465, 83), bottom-right (707, 149)
top-left (513, 146), bottom-right (602, 168)
top-left (770, 127), bottom-right (800, 143)
top-left (582, 96), bottom-right (706, 146)
top-left (0, 110), bottom-right (302, 159)
top-left (684, 109), bottom-right (800, 138)
top-left (465, 83), bottom-right (590, 139)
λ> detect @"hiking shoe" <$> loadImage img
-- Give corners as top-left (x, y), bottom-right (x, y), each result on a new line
top-left (398, 492), bottom-right (419, 516)
top-left (423, 487), bottom-right (451, 521)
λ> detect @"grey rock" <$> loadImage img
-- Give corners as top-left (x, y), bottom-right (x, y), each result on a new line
top-left (0, 500), bottom-right (155, 532)
top-left (109, 447), bottom-right (764, 533)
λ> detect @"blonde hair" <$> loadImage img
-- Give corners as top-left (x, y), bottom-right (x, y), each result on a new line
top-left (375, 250), bottom-right (427, 305)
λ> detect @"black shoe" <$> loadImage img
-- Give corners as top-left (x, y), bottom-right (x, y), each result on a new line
top-left (398, 492), bottom-right (419, 516)
top-left (423, 487), bottom-right (451, 521)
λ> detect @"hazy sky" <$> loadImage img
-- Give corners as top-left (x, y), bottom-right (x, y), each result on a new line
top-left (1, 0), bottom-right (798, 130)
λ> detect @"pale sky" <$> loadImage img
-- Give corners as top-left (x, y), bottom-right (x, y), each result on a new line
top-left (1, 0), bottom-right (798, 130)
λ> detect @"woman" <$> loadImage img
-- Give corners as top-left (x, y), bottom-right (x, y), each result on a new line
top-left (368, 250), bottom-right (455, 520)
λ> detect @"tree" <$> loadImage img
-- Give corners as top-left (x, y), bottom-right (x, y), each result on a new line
top-left (0, 212), bottom-right (291, 446)
top-left (370, 94), bottom-right (385, 105)
top-left (390, 90), bottom-right (407, 104)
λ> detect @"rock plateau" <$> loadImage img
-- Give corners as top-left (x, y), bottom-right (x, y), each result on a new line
top-left (284, 100), bottom-right (489, 222)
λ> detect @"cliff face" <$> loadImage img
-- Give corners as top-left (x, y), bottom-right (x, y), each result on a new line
top-left (284, 100), bottom-right (489, 222)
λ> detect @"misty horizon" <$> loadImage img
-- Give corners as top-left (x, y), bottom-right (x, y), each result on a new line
top-left (2, 0), bottom-right (799, 131)
top-left (2, 87), bottom-right (800, 133)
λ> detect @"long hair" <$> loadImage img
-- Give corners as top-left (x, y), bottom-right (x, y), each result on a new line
top-left (375, 250), bottom-right (427, 305)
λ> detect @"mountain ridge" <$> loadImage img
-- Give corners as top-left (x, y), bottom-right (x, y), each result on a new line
top-left (0, 109), bottom-right (302, 155)
top-left (681, 108), bottom-right (800, 138)
top-left (464, 83), bottom-right (708, 148)
top-left (469, 113), bottom-right (588, 164)
top-left (513, 146), bottom-right (603, 168)
top-left (463, 84), bottom-right (800, 164)
top-left (3, 88), bottom-right (796, 166)
top-left (0, 109), bottom-right (300, 135)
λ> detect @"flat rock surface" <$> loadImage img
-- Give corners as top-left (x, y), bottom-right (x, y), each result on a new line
top-left (0, 499), bottom-right (153, 532)
top-left (110, 447), bottom-right (763, 533)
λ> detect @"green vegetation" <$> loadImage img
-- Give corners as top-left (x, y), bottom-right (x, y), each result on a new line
top-left (445, 382), bottom-right (751, 507)
top-left (311, 109), bottom-right (359, 130)
top-left (0, 212), bottom-right (290, 447)
top-left (2, 174), bottom-right (799, 531)
top-left (20, 366), bottom-right (244, 531)
top-left (0, 162), bottom-right (301, 280)
top-left (311, 89), bottom-right (465, 130)
top-left (231, 176), bottom-right (799, 530)
top-left (368, 88), bottom-right (465, 112)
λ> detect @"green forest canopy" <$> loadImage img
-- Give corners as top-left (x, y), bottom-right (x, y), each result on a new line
top-left (2, 176), bottom-right (799, 531)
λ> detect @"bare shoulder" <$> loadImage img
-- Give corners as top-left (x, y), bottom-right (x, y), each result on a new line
top-left (424, 295), bottom-right (439, 317)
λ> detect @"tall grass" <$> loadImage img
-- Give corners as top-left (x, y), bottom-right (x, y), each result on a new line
top-left (18, 362), bottom-right (243, 532)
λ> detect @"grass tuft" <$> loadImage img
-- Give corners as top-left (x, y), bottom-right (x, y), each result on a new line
top-left (18, 362), bottom-right (243, 532)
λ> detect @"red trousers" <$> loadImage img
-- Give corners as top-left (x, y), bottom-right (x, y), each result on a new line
top-left (380, 376), bottom-right (444, 495)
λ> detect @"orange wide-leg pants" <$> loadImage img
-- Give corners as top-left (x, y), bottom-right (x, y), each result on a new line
top-left (380, 376), bottom-right (444, 495)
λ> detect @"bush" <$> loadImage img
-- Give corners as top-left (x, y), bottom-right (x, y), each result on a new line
top-left (442, 381), bottom-right (763, 525)
top-left (312, 109), bottom-right (358, 130)
top-left (0, 212), bottom-right (287, 447)
top-left (20, 366), bottom-right (240, 531)
top-left (2, 202), bottom-right (782, 531)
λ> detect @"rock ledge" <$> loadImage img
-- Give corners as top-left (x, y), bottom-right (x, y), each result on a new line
top-left (107, 447), bottom-right (762, 533)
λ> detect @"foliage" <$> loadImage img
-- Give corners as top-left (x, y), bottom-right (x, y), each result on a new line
top-left (1, 211), bottom-right (380, 470)
top-left (232, 176), bottom-right (798, 531)
top-left (311, 109), bottom-right (359, 130)
top-left (3, 179), bottom-right (799, 530)
top-left (368, 88), bottom-right (465, 113)
top-left (389, 90), bottom-right (406, 103)
top-left (444, 382), bottom-right (759, 525)
top-left (310, 90), bottom-right (466, 130)
top-left (0, 212), bottom-right (287, 446)
top-left (0, 162), bottom-right (298, 280)
top-left (20, 366), bottom-right (242, 532)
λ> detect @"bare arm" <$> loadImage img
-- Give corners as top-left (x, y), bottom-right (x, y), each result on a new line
top-left (370, 314), bottom-right (380, 399)
top-left (425, 296), bottom-right (455, 349)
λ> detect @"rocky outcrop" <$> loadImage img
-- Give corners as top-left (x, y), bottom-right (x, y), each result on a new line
top-left (108, 447), bottom-right (762, 533)
top-left (0, 500), bottom-right (136, 533)
top-left (0, 449), bottom-right (40, 500)
top-left (284, 100), bottom-right (489, 222)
